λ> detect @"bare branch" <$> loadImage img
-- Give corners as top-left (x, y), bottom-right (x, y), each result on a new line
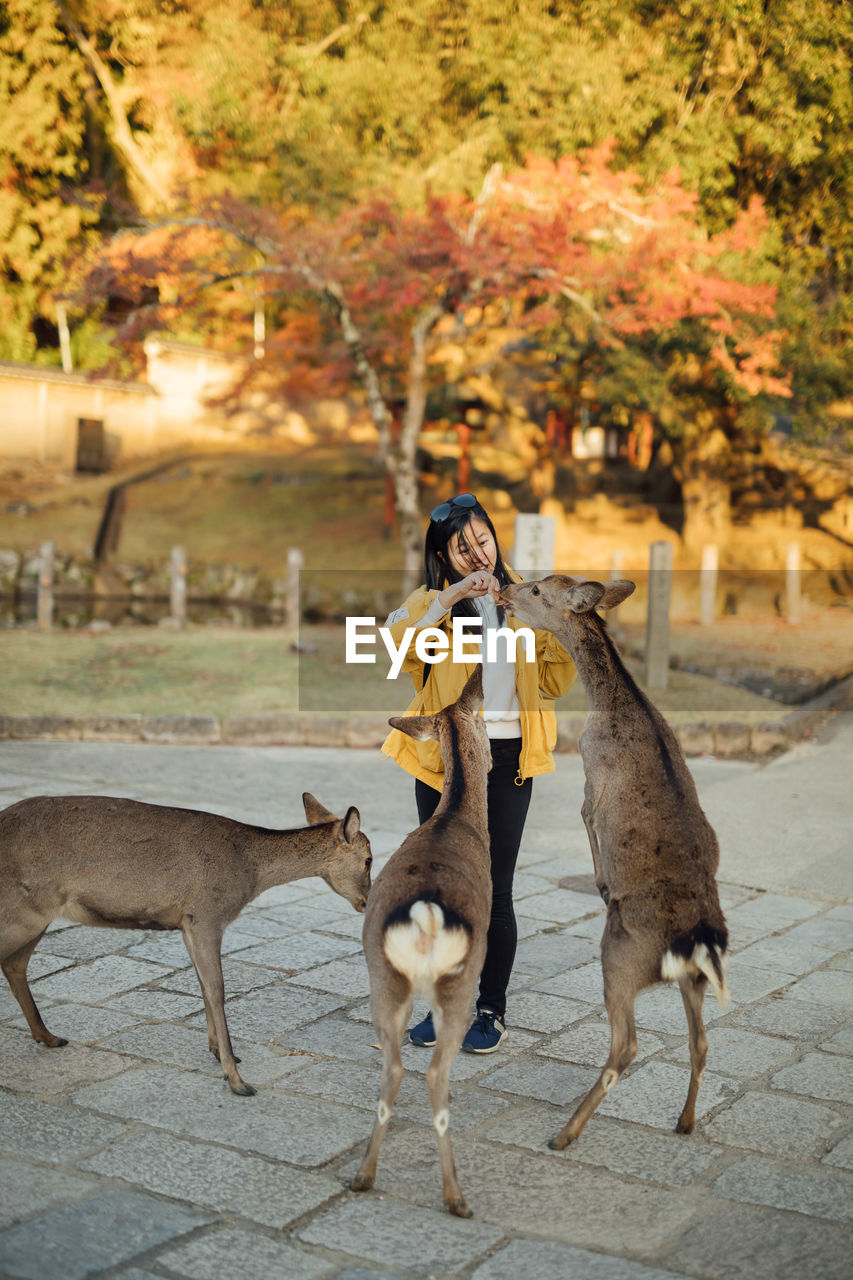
top-left (52, 1), bottom-right (172, 211)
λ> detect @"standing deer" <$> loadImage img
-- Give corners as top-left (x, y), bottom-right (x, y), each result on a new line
top-left (499, 575), bottom-right (729, 1148)
top-left (351, 667), bottom-right (491, 1217)
top-left (0, 791), bottom-right (371, 1096)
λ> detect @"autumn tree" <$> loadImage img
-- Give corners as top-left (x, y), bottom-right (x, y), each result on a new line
top-left (86, 147), bottom-right (788, 567)
top-left (3, 0), bottom-right (847, 437)
top-left (0, 0), bottom-right (99, 361)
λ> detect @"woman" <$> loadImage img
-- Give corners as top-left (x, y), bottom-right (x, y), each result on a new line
top-left (381, 493), bottom-right (576, 1052)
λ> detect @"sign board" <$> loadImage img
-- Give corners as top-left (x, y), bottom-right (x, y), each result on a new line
top-left (512, 514), bottom-right (556, 578)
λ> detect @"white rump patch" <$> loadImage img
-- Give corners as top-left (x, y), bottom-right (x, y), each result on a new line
top-left (383, 901), bottom-right (470, 997)
top-left (661, 943), bottom-right (730, 1009)
top-left (433, 1108), bottom-right (449, 1136)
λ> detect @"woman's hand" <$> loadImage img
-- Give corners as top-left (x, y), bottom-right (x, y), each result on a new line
top-left (439, 571), bottom-right (501, 608)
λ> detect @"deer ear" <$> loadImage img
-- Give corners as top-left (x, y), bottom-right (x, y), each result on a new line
top-left (388, 713), bottom-right (438, 742)
top-left (342, 806), bottom-right (361, 842)
top-left (565, 581), bottom-right (605, 613)
top-left (457, 665), bottom-right (483, 714)
top-left (302, 793), bottom-right (336, 824)
top-left (598, 579), bottom-right (635, 609)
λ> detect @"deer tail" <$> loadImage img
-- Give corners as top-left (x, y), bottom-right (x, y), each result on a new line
top-left (661, 922), bottom-right (730, 1009)
top-left (382, 896), bottom-right (471, 994)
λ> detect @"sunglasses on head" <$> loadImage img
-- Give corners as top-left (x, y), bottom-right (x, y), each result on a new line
top-left (429, 493), bottom-right (478, 523)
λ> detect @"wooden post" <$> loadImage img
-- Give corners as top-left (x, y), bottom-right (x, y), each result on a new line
top-left (786, 542), bottom-right (801, 625)
top-left (700, 544), bottom-right (718, 626)
top-left (383, 419), bottom-right (400, 541)
top-left (37, 540), bottom-right (54, 632)
top-left (645, 541), bottom-right (673, 689)
top-left (170, 547), bottom-right (187, 627)
top-left (609, 549), bottom-right (625, 644)
top-left (285, 547), bottom-right (304, 632)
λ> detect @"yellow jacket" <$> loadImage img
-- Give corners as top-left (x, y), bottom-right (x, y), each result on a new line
top-left (380, 579), bottom-right (577, 788)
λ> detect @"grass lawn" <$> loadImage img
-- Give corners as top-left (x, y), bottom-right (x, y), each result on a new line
top-left (1, 441), bottom-right (850, 724)
top-left (0, 622), bottom-right (804, 723)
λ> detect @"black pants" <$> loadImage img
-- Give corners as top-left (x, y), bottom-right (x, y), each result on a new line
top-left (414, 737), bottom-right (533, 1020)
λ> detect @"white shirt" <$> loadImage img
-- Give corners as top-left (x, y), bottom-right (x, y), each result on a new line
top-left (415, 594), bottom-right (522, 739)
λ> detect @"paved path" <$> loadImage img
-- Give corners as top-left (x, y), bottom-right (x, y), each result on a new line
top-left (0, 716), bottom-right (850, 1280)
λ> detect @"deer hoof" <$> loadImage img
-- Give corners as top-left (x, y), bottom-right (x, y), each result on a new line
top-left (675, 1117), bottom-right (695, 1135)
top-left (350, 1173), bottom-right (373, 1193)
top-left (548, 1131), bottom-right (574, 1151)
top-left (447, 1196), bottom-right (472, 1219)
top-left (39, 1034), bottom-right (68, 1048)
top-left (226, 1078), bottom-right (256, 1097)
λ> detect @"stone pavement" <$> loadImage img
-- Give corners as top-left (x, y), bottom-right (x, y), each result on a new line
top-left (0, 715), bottom-right (850, 1280)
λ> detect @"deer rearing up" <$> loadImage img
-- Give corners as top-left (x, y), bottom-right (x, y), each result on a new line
top-left (0, 791), bottom-right (371, 1096)
top-left (500, 576), bottom-right (729, 1148)
top-left (351, 667), bottom-right (491, 1218)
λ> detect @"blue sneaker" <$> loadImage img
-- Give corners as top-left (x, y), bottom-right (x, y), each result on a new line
top-left (461, 1008), bottom-right (506, 1054)
top-left (409, 1012), bottom-right (436, 1047)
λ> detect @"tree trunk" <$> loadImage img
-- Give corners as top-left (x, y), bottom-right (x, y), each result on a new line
top-left (321, 284), bottom-right (442, 594)
top-left (53, 2), bottom-right (172, 212)
top-left (676, 423), bottom-right (732, 558)
top-left (394, 304), bottom-right (444, 594)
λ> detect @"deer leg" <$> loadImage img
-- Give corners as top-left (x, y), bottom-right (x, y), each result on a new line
top-left (581, 801), bottom-right (607, 902)
top-left (182, 920), bottom-right (252, 1096)
top-left (426, 996), bottom-right (474, 1217)
top-left (675, 974), bottom-right (709, 1135)
top-left (550, 925), bottom-right (639, 1150)
top-left (351, 992), bottom-right (412, 1194)
top-left (1, 928), bottom-right (67, 1047)
top-left (549, 997), bottom-right (637, 1150)
top-left (181, 929), bottom-right (219, 1057)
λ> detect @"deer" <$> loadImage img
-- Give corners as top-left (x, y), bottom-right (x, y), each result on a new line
top-left (351, 667), bottom-right (491, 1218)
top-left (499, 575), bottom-right (729, 1149)
top-left (0, 791), bottom-right (372, 1096)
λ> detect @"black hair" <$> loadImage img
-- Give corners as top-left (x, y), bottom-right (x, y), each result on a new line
top-left (424, 498), bottom-right (510, 622)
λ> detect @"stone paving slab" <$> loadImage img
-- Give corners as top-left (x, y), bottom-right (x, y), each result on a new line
top-left (0, 1092), bottom-right (130, 1164)
top-left (297, 1197), bottom-right (504, 1273)
top-left (469, 1238), bottom-right (686, 1280)
top-left (770, 1050), bottom-right (853, 1104)
top-left (0, 1158), bottom-right (100, 1231)
top-left (596, 1061), bottom-right (740, 1128)
top-left (0, 1187), bottom-right (210, 1280)
top-left (332, 1129), bottom-right (705, 1257)
top-left (0, 1027), bottom-right (129, 1098)
top-left (31, 954), bottom-right (166, 1004)
top-left (0, 734), bottom-right (851, 1279)
top-left (660, 1200), bottom-right (852, 1280)
top-left (289, 1059), bottom-right (511, 1130)
top-left (701, 1090), bottom-right (847, 1156)
top-left (665, 1025), bottom-right (798, 1078)
top-left (480, 1106), bottom-right (725, 1186)
top-left (156, 1225), bottom-right (334, 1280)
top-left (708, 1152), bottom-right (853, 1222)
top-left (80, 1129), bottom-right (343, 1230)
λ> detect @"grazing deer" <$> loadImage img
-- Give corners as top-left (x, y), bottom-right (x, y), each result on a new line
top-left (500, 576), bottom-right (729, 1148)
top-left (0, 791), bottom-right (371, 1096)
top-left (351, 667), bottom-right (491, 1217)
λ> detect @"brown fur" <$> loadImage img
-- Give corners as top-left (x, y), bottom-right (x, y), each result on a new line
top-left (500, 575), bottom-right (728, 1146)
top-left (0, 791), bottom-right (371, 1095)
top-left (351, 667), bottom-right (491, 1217)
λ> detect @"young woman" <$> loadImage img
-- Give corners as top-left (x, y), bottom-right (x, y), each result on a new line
top-left (381, 493), bottom-right (576, 1052)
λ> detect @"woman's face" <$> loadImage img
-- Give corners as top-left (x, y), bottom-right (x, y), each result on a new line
top-left (445, 517), bottom-right (497, 577)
